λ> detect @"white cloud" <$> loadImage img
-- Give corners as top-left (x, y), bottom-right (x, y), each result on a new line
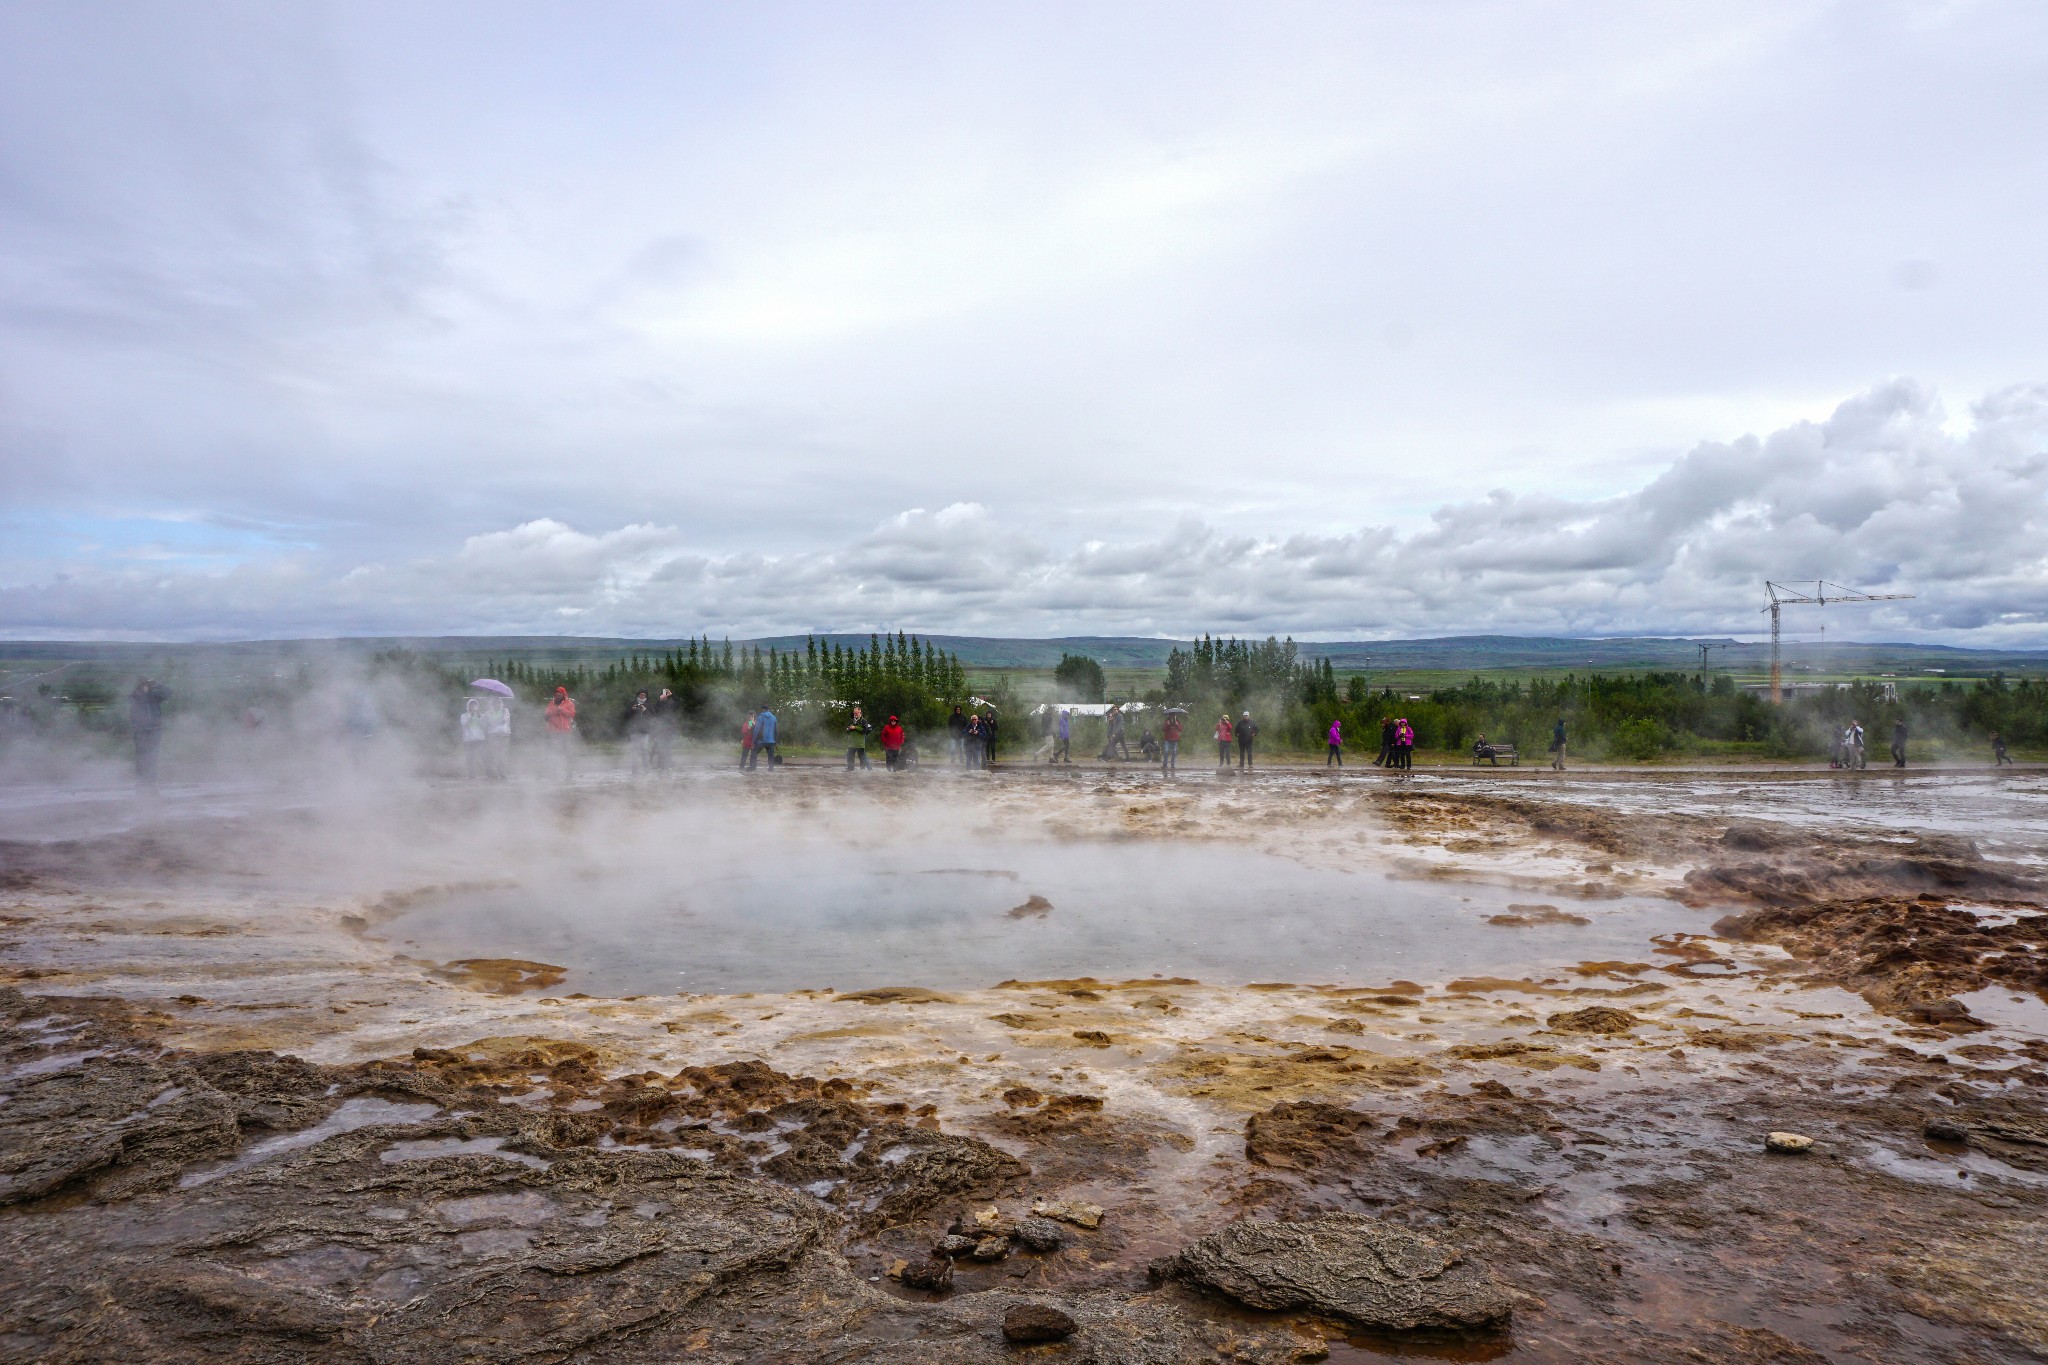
top-left (6, 382), bottom-right (2045, 644)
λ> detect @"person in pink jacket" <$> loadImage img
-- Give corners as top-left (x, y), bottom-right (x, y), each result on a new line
top-left (1326, 718), bottom-right (1343, 767)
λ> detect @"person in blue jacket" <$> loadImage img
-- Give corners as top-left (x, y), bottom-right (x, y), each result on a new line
top-left (750, 706), bottom-right (778, 770)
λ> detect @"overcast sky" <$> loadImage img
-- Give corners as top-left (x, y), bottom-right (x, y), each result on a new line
top-left (3, 1), bottom-right (2046, 643)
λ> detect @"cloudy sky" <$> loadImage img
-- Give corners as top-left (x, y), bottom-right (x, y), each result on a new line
top-left (3, 1), bottom-right (2046, 644)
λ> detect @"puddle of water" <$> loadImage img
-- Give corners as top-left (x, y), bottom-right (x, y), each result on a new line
top-left (1413, 771), bottom-right (2048, 867)
top-left (378, 838), bottom-right (1701, 994)
top-left (1858, 1140), bottom-right (2048, 1190)
top-left (1954, 904), bottom-right (2047, 928)
top-left (379, 1136), bottom-right (551, 1170)
top-left (180, 1097), bottom-right (441, 1187)
top-left (4, 1050), bottom-right (104, 1080)
top-left (1957, 987), bottom-right (2048, 1038)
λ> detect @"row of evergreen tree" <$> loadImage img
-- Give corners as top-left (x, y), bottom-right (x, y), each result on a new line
top-left (484, 632), bottom-right (967, 705)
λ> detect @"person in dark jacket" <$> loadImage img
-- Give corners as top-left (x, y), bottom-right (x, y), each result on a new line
top-left (1549, 718), bottom-right (1567, 771)
top-left (1376, 717), bottom-right (1395, 767)
top-left (947, 706), bottom-right (969, 766)
top-left (981, 711), bottom-right (998, 768)
top-left (129, 678), bottom-right (170, 786)
top-left (624, 691), bottom-right (653, 773)
top-left (1892, 719), bottom-right (1908, 768)
top-left (1236, 711), bottom-right (1258, 769)
top-left (1993, 732), bottom-right (2013, 766)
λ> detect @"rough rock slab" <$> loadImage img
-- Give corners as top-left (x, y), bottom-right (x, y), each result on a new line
top-left (1152, 1214), bottom-right (1519, 1333)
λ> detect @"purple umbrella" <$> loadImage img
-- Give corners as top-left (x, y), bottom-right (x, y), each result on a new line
top-left (470, 679), bottom-right (515, 698)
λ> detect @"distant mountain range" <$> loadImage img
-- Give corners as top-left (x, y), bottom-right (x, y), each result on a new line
top-left (5, 633), bottom-right (2045, 677)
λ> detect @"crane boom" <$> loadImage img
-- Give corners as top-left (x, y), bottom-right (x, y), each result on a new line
top-left (1762, 580), bottom-right (1914, 703)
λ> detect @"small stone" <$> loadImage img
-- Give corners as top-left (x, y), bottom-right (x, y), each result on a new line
top-left (1765, 1131), bottom-right (1813, 1154)
top-left (1072, 1030), bottom-right (1112, 1048)
top-left (935, 1234), bottom-right (979, 1258)
top-left (1030, 1197), bottom-right (1104, 1229)
top-left (899, 1256), bottom-right (954, 1291)
top-left (1014, 1216), bottom-right (1063, 1252)
top-left (970, 1235), bottom-right (1009, 1261)
top-left (1002, 1303), bottom-right (1077, 1343)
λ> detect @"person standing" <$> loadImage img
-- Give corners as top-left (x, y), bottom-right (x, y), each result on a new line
top-left (625, 690), bottom-right (653, 773)
top-left (844, 705), bottom-right (872, 770)
top-left (1850, 720), bottom-right (1866, 770)
top-left (739, 708), bottom-right (758, 770)
top-left (1549, 717), bottom-right (1567, 771)
top-left (1161, 710), bottom-right (1183, 774)
top-left (461, 698), bottom-right (488, 778)
top-left (982, 710), bottom-right (999, 768)
top-left (752, 706), bottom-right (778, 770)
top-left (1237, 710), bottom-right (1258, 770)
top-left (1326, 718), bottom-right (1343, 767)
top-left (1391, 717), bottom-right (1414, 771)
top-left (650, 689), bottom-right (677, 772)
top-left (129, 677), bottom-right (170, 787)
top-left (880, 714), bottom-right (907, 771)
top-left (1376, 716), bottom-right (1395, 767)
top-left (485, 696), bottom-right (512, 779)
top-left (947, 705), bottom-right (968, 766)
top-left (544, 686), bottom-right (577, 778)
top-left (1215, 713), bottom-right (1234, 768)
top-left (1055, 708), bottom-right (1072, 764)
top-left (1891, 718), bottom-right (1907, 769)
top-left (1993, 732), bottom-right (2013, 766)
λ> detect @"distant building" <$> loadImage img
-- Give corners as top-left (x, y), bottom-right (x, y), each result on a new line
top-left (1743, 681), bottom-right (1897, 703)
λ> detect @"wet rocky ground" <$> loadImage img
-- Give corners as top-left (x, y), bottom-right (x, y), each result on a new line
top-left (4, 767), bottom-right (2048, 1362)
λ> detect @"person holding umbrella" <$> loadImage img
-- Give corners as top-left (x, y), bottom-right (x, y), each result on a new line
top-left (470, 679), bottom-right (517, 780)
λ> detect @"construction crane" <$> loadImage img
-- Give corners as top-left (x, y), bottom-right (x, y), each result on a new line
top-left (1762, 581), bottom-right (1914, 703)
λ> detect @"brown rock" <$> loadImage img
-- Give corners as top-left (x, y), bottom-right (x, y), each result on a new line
top-left (1546, 1006), bottom-right (1643, 1036)
top-left (1003, 1303), bottom-right (1077, 1343)
top-left (1153, 1214), bottom-right (1519, 1334)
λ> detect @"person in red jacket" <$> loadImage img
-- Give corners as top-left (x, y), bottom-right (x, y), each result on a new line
top-left (1161, 710), bottom-right (1184, 774)
top-left (544, 686), bottom-right (577, 779)
top-left (880, 715), bottom-right (907, 772)
top-left (1214, 714), bottom-right (1233, 769)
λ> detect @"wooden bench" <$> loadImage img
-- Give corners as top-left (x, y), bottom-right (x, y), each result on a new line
top-left (1472, 744), bottom-right (1519, 766)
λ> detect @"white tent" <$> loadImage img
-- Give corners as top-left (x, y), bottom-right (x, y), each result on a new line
top-left (1028, 702), bottom-right (1149, 717)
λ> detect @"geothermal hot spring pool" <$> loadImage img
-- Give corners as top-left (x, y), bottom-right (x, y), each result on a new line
top-left (376, 837), bottom-right (1700, 994)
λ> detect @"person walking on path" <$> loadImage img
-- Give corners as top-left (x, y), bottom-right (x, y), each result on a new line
top-left (128, 678), bottom-right (170, 787)
top-left (1215, 714), bottom-right (1234, 768)
top-left (1102, 704), bottom-right (1130, 761)
top-left (739, 708), bottom-right (758, 770)
top-left (485, 696), bottom-right (512, 779)
top-left (880, 714), bottom-right (907, 771)
top-left (1376, 716), bottom-right (1395, 767)
top-left (544, 686), bottom-right (578, 779)
top-left (751, 706), bottom-right (779, 770)
top-left (843, 705), bottom-right (872, 770)
top-left (1892, 719), bottom-right (1909, 769)
top-left (1161, 710), bottom-right (1183, 774)
top-left (1236, 710), bottom-right (1259, 770)
top-left (650, 689), bottom-right (676, 772)
top-left (1055, 708), bottom-right (1072, 764)
top-left (1326, 718), bottom-right (1343, 767)
top-left (1549, 717), bottom-right (1567, 771)
top-left (461, 698), bottom-right (488, 778)
top-left (1993, 732), bottom-right (2013, 766)
top-left (1849, 720), bottom-right (1867, 770)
